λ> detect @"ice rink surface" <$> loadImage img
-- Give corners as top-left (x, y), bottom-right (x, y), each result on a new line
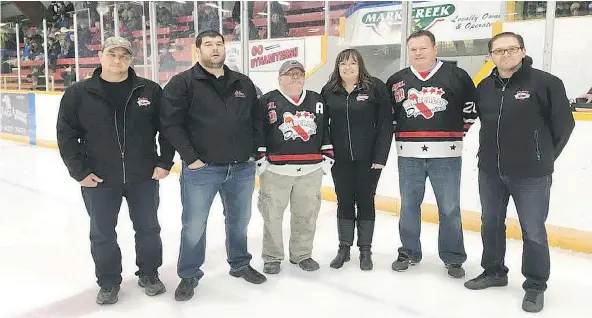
top-left (1, 140), bottom-right (591, 318)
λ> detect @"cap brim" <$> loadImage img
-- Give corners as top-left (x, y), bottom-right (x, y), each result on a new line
top-left (104, 46), bottom-right (133, 55)
top-left (280, 66), bottom-right (305, 74)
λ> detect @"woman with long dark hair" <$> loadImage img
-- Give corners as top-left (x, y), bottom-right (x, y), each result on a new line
top-left (321, 49), bottom-right (394, 270)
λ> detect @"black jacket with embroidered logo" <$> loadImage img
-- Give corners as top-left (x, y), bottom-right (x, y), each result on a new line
top-left (320, 77), bottom-right (394, 165)
top-left (258, 89), bottom-right (332, 165)
top-left (476, 56), bottom-right (575, 178)
top-left (56, 67), bottom-right (175, 184)
top-left (386, 61), bottom-right (477, 158)
top-left (160, 63), bottom-right (264, 165)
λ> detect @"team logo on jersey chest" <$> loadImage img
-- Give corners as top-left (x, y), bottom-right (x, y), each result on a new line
top-left (514, 90), bottom-right (530, 100)
top-left (137, 97), bottom-right (151, 107)
top-left (278, 111), bottom-right (317, 142)
top-left (402, 87), bottom-right (448, 119)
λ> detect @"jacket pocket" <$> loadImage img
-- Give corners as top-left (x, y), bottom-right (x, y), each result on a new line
top-left (533, 129), bottom-right (541, 161)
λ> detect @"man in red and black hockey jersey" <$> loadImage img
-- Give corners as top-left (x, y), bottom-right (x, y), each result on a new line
top-left (386, 30), bottom-right (478, 279)
top-left (256, 60), bottom-right (334, 274)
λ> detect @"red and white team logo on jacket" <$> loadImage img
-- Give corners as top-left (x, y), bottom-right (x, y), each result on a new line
top-left (278, 111), bottom-right (317, 142)
top-left (402, 87), bottom-right (448, 119)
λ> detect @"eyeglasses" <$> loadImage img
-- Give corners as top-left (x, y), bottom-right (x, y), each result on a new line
top-left (281, 72), bottom-right (305, 78)
top-left (490, 47), bottom-right (523, 56)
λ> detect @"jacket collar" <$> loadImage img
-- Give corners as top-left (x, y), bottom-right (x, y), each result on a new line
top-left (85, 67), bottom-right (143, 95)
top-left (192, 62), bottom-right (240, 86)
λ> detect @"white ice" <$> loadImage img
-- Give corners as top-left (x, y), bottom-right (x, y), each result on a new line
top-left (1, 139), bottom-right (591, 318)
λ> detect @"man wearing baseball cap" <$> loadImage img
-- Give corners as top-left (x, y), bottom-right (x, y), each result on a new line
top-left (255, 59), bottom-right (334, 274)
top-left (57, 36), bottom-right (174, 304)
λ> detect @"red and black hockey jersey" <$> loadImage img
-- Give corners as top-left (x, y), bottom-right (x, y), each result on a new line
top-left (258, 89), bottom-right (332, 165)
top-left (386, 60), bottom-right (477, 158)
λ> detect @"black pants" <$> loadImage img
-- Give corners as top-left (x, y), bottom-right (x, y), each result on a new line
top-left (81, 179), bottom-right (162, 288)
top-left (478, 169), bottom-right (552, 291)
top-left (331, 160), bottom-right (381, 250)
top-left (332, 160), bottom-right (382, 221)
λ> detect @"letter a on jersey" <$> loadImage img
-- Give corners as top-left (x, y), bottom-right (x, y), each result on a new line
top-left (316, 102), bottom-right (324, 114)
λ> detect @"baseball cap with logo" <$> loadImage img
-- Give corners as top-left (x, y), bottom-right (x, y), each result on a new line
top-left (279, 60), bottom-right (305, 75)
top-left (102, 36), bottom-right (133, 55)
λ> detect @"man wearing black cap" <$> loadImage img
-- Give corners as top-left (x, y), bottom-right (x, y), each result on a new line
top-left (56, 36), bottom-right (174, 305)
top-left (256, 60), bottom-right (333, 275)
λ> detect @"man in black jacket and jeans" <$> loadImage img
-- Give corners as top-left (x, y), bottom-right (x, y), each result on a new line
top-left (161, 30), bottom-right (266, 302)
top-left (56, 37), bottom-right (175, 305)
top-left (464, 32), bottom-right (575, 313)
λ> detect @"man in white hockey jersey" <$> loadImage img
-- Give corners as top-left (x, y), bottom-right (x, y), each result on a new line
top-left (256, 60), bottom-right (334, 274)
top-left (386, 30), bottom-right (478, 279)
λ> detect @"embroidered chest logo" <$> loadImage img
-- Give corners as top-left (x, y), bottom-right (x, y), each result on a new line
top-left (137, 97), bottom-right (151, 107)
top-left (402, 87), bottom-right (448, 119)
top-left (515, 90), bottom-right (530, 100)
top-left (278, 111), bottom-right (317, 142)
top-left (234, 90), bottom-right (245, 98)
top-left (356, 94), bottom-right (369, 102)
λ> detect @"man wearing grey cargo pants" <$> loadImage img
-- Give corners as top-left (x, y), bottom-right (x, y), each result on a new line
top-left (255, 60), bottom-right (334, 274)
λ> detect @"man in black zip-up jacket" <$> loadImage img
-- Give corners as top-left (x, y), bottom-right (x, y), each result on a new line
top-left (464, 32), bottom-right (575, 314)
top-left (160, 30), bottom-right (266, 301)
top-left (56, 37), bottom-right (174, 305)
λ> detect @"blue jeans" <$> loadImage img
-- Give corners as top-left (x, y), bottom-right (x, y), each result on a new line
top-left (397, 157), bottom-right (467, 265)
top-left (177, 161), bottom-right (256, 279)
top-left (479, 170), bottom-right (551, 291)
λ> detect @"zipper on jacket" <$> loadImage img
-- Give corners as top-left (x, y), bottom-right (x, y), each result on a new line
top-left (534, 129), bottom-right (541, 161)
top-left (114, 84), bottom-right (144, 184)
top-left (496, 81), bottom-right (507, 177)
top-left (345, 94), bottom-right (355, 160)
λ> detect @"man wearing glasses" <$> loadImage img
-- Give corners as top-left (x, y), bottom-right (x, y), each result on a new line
top-left (255, 60), bottom-right (333, 275)
top-left (464, 32), bottom-right (575, 313)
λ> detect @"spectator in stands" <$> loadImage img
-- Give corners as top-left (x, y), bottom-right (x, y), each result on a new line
top-left (58, 32), bottom-right (74, 58)
top-left (198, 5), bottom-right (220, 33)
top-left (160, 30), bottom-right (267, 302)
top-left (28, 35), bottom-right (44, 60)
top-left (48, 35), bottom-right (61, 67)
top-left (159, 46), bottom-right (177, 71)
top-left (56, 36), bottom-right (175, 305)
top-left (269, 12), bottom-right (289, 38)
top-left (22, 37), bottom-right (31, 60)
top-left (56, 13), bottom-right (69, 29)
top-left (464, 32), bottom-right (575, 313)
top-left (321, 49), bottom-right (393, 271)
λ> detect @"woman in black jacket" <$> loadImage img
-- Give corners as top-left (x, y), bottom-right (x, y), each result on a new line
top-left (321, 49), bottom-right (394, 271)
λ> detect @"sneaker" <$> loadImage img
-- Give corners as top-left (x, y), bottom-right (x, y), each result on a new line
top-left (229, 265), bottom-right (267, 284)
top-left (138, 273), bottom-right (166, 296)
top-left (445, 264), bottom-right (465, 279)
top-left (263, 262), bottom-right (281, 274)
top-left (464, 272), bottom-right (508, 290)
top-left (174, 277), bottom-right (199, 301)
top-left (96, 285), bottom-right (120, 305)
top-left (290, 258), bottom-right (320, 271)
top-left (522, 290), bottom-right (544, 313)
top-left (391, 253), bottom-right (418, 272)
